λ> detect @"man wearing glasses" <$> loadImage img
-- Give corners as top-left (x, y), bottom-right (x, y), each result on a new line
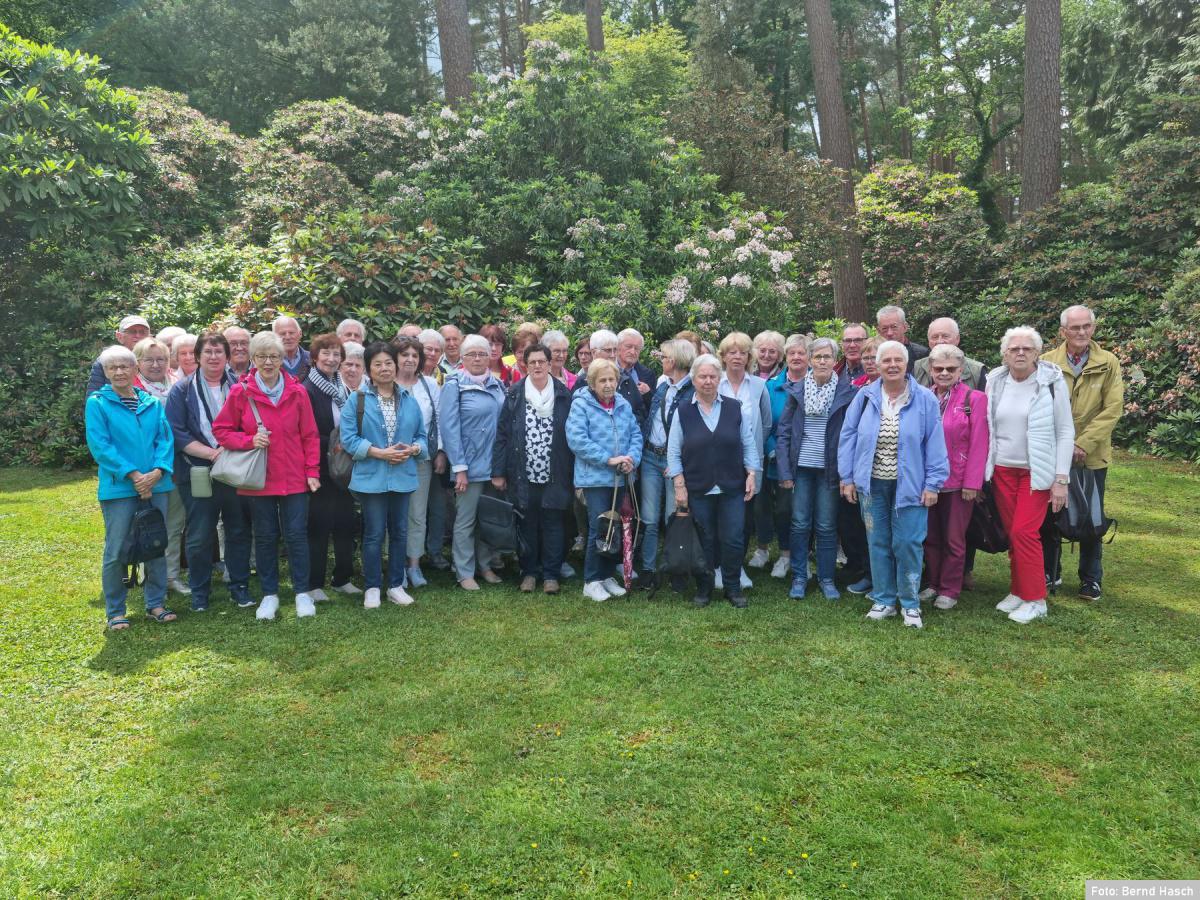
top-left (914, 317), bottom-right (988, 390)
top-left (835, 322), bottom-right (869, 381)
top-left (1040, 305), bottom-right (1124, 602)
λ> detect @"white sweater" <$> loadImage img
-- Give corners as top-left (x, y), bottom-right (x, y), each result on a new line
top-left (984, 361), bottom-right (1075, 490)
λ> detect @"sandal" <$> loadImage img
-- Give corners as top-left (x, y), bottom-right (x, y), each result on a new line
top-left (146, 607), bottom-right (177, 623)
top-left (106, 616), bottom-right (131, 631)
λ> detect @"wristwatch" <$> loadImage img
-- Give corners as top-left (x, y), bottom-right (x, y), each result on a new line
top-left (1054, 477), bottom-right (1069, 486)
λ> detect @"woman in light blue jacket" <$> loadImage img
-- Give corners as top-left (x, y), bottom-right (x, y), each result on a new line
top-left (85, 345), bottom-right (178, 630)
top-left (838, 340), bottom-right (949, 630)
top-left (565, 358), bottom-right (643, 603)
top-left (340, 342), bottom-right (428, 609)
top-left (439, 334), bottom-right (508, 591)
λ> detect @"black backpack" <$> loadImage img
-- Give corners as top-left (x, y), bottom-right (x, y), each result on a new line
top-left (657, 510), bottom-right (708, 581)
top-left (1055, 465), bottom-right (1116, 542)
top-left (123, 499), bottom-right (169, 565)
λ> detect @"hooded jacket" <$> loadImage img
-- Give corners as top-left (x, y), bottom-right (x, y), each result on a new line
top-left (566, 388), bottom-right (643, 489)
top-left (85, 385), bottom-right (176, 501)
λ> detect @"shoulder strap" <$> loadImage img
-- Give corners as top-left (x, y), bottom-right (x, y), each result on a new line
top-left (356, 390), bottom-right (365, 430)
top-left (247, 396), bottom-right (264, 430)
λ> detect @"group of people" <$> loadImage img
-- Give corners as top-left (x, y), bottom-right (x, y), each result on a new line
top-left (85, 302), bottom-right (1123, 632)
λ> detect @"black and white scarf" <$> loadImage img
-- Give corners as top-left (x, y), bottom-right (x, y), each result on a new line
top-left (306, 366), bottom-right (349, 409)
top-left (804, 370), bottom-right (838, 417)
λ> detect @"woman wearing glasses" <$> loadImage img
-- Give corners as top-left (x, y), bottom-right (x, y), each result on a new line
top-left (985, 327), bottom-right (1074, 624)
top-left (212, 331), bottom-right (322, 621)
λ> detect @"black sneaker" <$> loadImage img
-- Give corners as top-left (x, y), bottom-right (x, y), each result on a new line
top-left (692, 593), bottom-right (712, 608)
top-left (725, 591), bottom-right (748, 609)
top-left (1078, 581), bottom-right (1101, 602)
top-left (1045, 573), bottom-right (1062, 594)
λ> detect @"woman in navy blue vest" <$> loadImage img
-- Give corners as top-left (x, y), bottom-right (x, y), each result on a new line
top-left (666, 354), bottom-right (762, 608)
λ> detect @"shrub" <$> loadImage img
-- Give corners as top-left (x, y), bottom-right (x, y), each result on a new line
top-left (235, 147), bottom-right (366, 244)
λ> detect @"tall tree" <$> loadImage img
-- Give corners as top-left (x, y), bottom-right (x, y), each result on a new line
top-left (894, 0), bottom-right (914, 157)
top-left (437, 0), bottom-right (474, 104)
top-left (1021, 0), bottom-right (1062, 213)
top-left (585, 0), bottom-right (605, 52)
top-left (803, 0), bottom-right (868, 320)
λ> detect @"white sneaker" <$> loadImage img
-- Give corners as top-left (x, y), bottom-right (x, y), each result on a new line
top-left (836, 547), bottom-right (847, 566)
top-left (748, 548), bottom-right (770, 569)
top-left (169, 578), bottom-right (192, 595)
top-left (560, 562), bottom-right (576, 579)
top-left (308, 588), bottom-right (329, 603)
top-left (996, 594), bottom-right (1024, 613)
top-left (601, 577), bottom-right (627, 597)
top-left (1009, 600), bottom-right (1048, 624)
top-left (387, 585), bottom-right (415, 606)
top-left (933, 594), bottom-right (958, 610)
top-left (865, 603), bottom-right (897, 621)
top-left (918, 587), bottom-right (937, 601)
top-left (739, 568), bottom-right (753, 590)
top-left (713, 569), bottom-right (723, 590)
top-left (333, 582), bottom-right (362, 595)
top-left (363, 588), bottom-right (381, 609)
top-left (256, 594), bottom-right (279, 620)
top-left (295, 593), bottom-right (316, 618)
top-left (770, 555), bottom-right (791, 579)
top-left (572, 536), bottom-right (585, 552)
top-left (902, 608), bottom-right (924, 629)
top-left (583, 581), bottom-right (609, 602)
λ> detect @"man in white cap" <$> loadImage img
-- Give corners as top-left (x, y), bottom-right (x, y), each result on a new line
top-left (86, 315), bottom-right (152, 399)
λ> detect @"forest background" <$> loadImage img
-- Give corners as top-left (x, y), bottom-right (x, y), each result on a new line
top-left (1, 0), bottom-right (1198, 467)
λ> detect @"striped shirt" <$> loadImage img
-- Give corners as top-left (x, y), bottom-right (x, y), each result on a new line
top-left (796, 412), bottom-right (829, 468)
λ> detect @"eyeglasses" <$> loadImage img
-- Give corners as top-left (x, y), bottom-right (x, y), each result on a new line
top-left (254, 353), bottom-right (282, 362)
top-left (462, 351), bottom-right (488, 359)
top-left (1006, 347), bottom-right (1035, 355)
top-left (1064, 325), bottom-right (1094, 333)
top-left (931, 365), bottom-right (961, 373)
top-left (526, 358), bottom-right (549, 366)
top-left (810, 353), bottom-right (834, 361)
top-left (842, 337), bottom-right (864, 344)
top-left (106, 363), bottom-right (133, 372)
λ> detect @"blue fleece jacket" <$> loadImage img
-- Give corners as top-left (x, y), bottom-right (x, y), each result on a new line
top-left (85, 385), bottom-right (176, 500)
top-left (566, 388), bottom-right (643, 488)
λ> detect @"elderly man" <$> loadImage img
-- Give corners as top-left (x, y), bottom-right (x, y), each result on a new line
top-left (223, 325), bottom-right (252, 378)
top-left (272, 316), bottom-right (309, 379)
top-left (336, 318), bottom-right (365, 344)
top-left (1040, 304), bottom-right (1124, 602)
top-left (876, 305), bottom-right (928, 373)
top-left (86, 314), bottom-right (152, 399)
top-left (914, 317), bottom-right (987, 389)
top-left (835, 322), bottom-right (869, 381)
top-left (439, 324), bottom-right (464, 374)
top-left (617, 328), bottom-right (655, 397)
top-left (572, 329), bottom-right (647, 426)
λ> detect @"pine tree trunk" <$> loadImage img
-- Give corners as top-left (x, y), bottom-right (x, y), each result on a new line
top-left (498, 0), bottom-right (511, 73)
top-left (1021, 0), bottom-right (1061, 214)
top-left (436, 0), bottom-right (474, 105)
top-left (894, 0), bottom-right (913, 158)
top-left (586, 0), bottom-right (605, 53)
top-left (803, 0), bottom-right (869, 322)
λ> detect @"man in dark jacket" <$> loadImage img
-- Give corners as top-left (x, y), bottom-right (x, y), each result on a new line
top-left (86, 314), bottom-right (152, 403)
top-left (876, 304), bottom-right (928, 374)
top-left (571, 329), bottom-right (646, 429)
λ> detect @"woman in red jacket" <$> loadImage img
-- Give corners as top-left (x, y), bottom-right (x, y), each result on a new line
top-left (213, 331), bottom-right (322, 622)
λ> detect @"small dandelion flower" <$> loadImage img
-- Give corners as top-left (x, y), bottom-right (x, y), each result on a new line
top-left (688, 872), bottom-right (697, 880)
top-left (852, 861), bottom-right (858, 868)
top-left (801, 853), bottom-right (809, 859)
top-left (452, 851), bottom-right (459, 858)
top-left (531, 842), bottom-right (538, 849)
top-left (787, 868), bottom-right (795, 876)
top-left (626, 879), bottom-right (632, 887)
top-left (723, 869), bottom-right (731, 875)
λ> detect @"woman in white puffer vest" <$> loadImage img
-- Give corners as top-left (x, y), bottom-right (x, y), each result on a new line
top-left (984, 326), bottom-right (1075, 624)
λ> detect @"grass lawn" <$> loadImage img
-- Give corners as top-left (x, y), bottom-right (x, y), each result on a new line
top-left (1, 453), bottom-right (1198, 898)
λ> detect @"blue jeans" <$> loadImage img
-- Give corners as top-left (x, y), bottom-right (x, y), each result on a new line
top-left (100, 494), bottom-right (168, 620)
top-left (754, 477), bottom-right (791, 547)
top-left (582, 486), bottom-right (623, 583)
top-left (639, 450), bottom-right (673, 571)
top-left (691, 491), bottom-right (745, 593)
top-left (518, 485), bottom-right (566, 581)
top-left (250, 493), bottom-right (311, 596)
top-left (790, 467), bottom-right (838, 584)
top-left (861, 478), bottom-right (928, 609)
top-left (179, 474), bottom-right (252, 607)
top-left (359, 491), bottom-right (411, 590)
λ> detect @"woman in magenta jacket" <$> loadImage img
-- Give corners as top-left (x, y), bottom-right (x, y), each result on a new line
top-left (212, 330), bottom-right (322, 622)
top-left (923, 343), bottom-right (989, 610)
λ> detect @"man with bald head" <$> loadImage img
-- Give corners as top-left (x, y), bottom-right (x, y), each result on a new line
top-left (439, 324), bottom-right (464, 375)
top-left (223, 325), bottom-right (252, 377)
top-left (913, 317), bottom-right (987, 389)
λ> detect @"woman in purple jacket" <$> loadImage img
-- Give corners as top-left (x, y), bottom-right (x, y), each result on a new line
top-left (922, 344), bottom-right (989, 610)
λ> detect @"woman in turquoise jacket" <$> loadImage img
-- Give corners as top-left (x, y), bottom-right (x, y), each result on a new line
top-left (340, 342), bottom-right (428, 610)
top-left (85, 345), bottom-right (177, 630)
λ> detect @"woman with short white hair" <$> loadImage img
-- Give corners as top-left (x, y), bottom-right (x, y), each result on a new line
top-left (340, 341), bottom-right (365, 392)
top-left (171, 333), bottom-right (198, 379)
top-left (986, 326), bottom-right (1074, 623)
top-left (542, 330), bottom-right (576, 389)
top-left (753, 330), bottom-right (785, 380)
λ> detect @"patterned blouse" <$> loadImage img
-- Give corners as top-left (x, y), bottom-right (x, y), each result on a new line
top-left (524, 403), bottom-right (554, 485)
top-left (378, 391), bottom-right (398, 444)
top-left (871, 388), bottom-right (908, 480)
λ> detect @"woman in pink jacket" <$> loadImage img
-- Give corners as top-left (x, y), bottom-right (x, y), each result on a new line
top-left (213, 331), bottom-right (322, 622)
top-left (922, 344), bottom-right (989, 610)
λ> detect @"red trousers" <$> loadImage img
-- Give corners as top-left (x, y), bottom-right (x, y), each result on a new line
top-left (991, 466), bottom-right (1050, 602)
top-left (924, 489), bottom-right (974, 599)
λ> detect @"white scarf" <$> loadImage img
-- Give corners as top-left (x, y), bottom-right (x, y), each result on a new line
top-left (525, 376), bottom-right (555, 418)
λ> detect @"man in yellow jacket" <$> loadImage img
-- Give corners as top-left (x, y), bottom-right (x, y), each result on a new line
top-left (1041, 304), bottom-right (1124, 601)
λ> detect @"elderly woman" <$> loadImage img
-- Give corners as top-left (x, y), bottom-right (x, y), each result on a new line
top-left (171, 333), bottom-right (198, 380)
top-left (919, 344), bottom-right (990, 611)
top-left (506, 322), bottom-right (544, 379)
top-left (166, 332), bottom-right (253, 611)
top-left (303, 333), bottom-right (359, 600)
top-left (853, 338), bottom-right (881, 387)
top-left (776, 337), bottom-right (856, 601)
top-left (340, 341), bottom-right (428, 609)
top-left (667, 354), bottom-right (760, 608)
top-left (759, 333), bottom-right (810, 577)
top-left (753, 330), bottom-right (785, 381)
top-left (86, 345), bottom-right (177, 630)
top-left (131, 337), bottom-right (187, 595)
top-left (566, 357), bottom-right (643, 602)
top-left (391, 335), bottom-right (441, 589)
top-left (641, 338), bottom-right (697, 583)
top-left (418, 329), bottom-right (446, 385)
top-left (717, 331), bottom-right (772, 590)
top-left (340, 341), bottom-right (366, 392)
top-left (838, 340), bottom-right (949, 629)
top-left (543, 329), bottom-right (577, 390)
top-left (573, 338), bottom-right (594, 381)
top-left (479, 323), bottom-right (517, 385)
top-left (212, 331), bottom-right (321, 621)
top-left (986, 327), bottom-right (1074, 624)
top-left (492, 342), bottom-right (574, 593)
top-left (441, 334), bottom-right (508, 590)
